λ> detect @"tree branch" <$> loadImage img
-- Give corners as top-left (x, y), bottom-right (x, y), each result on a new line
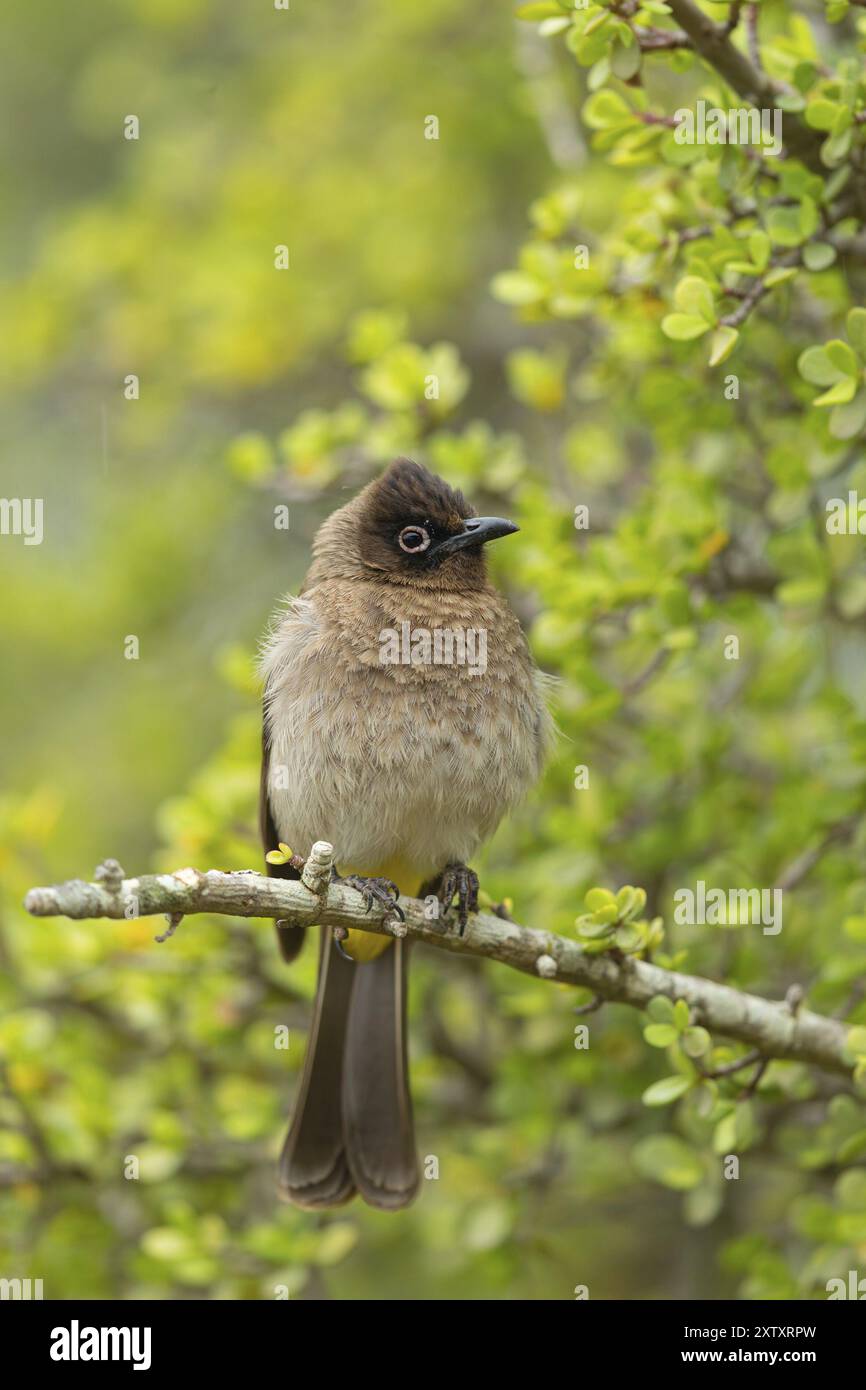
top-left (23, 842), bottom-right (857, 1080)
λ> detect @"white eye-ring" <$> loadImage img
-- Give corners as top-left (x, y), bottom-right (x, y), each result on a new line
top-left (398, 525), bottom-right (431, 554)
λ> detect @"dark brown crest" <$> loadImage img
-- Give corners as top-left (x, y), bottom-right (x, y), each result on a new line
top-left (356, 459), bottom-right (478, 578)
top-left (363, 458), bottom-right (474, 532)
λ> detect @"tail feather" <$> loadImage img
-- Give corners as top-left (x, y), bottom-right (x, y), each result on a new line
top-left (278, 930), bottom-right (418, 1211)
top-left (278, 929), bottom-right (356, 1208)
top-left (343, 939), bottom-right (419, 1210)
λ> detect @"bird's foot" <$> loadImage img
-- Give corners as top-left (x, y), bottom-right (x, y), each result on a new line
top-left (436, 863), bottom-right (479, 937)
top-left (331, 868), bottom-right (405, 930)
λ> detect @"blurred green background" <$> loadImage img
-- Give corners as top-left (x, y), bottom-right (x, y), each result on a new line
top-left (2, 0), bottom-right (866, 1300)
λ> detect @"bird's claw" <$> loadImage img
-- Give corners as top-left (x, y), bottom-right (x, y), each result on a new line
top-left (332, 870), bottom-right (404, 926)
top-left (436, 863), bottom-right (479, 937)
top-left (331, 926), bottom-right (355, 962)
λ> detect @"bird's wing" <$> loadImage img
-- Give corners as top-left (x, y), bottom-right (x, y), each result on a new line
top-left (260, 711), bottom-right (306, 964)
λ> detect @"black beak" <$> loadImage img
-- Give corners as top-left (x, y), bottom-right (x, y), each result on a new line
top-left (431, 516), bottom-right (519, 559)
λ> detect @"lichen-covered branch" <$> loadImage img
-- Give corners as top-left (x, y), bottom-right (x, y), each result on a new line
top-left (23, 842), bottom-right (857, 1080)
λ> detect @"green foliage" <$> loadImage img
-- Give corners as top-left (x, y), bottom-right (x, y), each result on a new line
top-left (573, 883), bottom-right (662, 954)
top-left (798, 309), bottom-right (866, 438)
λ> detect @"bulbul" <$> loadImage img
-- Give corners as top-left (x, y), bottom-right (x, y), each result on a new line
top-left (259, 458), bottom-right (551, 1210)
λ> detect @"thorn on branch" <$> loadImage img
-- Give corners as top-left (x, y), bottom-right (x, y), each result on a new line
top-left (785, 984), bottom-right (804, 1017)
top-left (155, 912), bottom-right (183, 943)
top-left (724, 1), bottom-right (743, 34)
top-left (94, 859), bottom-right (125, 893)
top-left (574, 993), bottom-right (605, 1017)
top-left (300, 840), bottom-right (334, 896)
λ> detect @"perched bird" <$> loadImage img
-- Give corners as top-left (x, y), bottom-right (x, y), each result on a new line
top-left (259, 458), bottom-right (551, 1210)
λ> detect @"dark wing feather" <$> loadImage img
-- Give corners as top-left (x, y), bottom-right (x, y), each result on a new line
top-left (260, 714), bottom-right (306, 964)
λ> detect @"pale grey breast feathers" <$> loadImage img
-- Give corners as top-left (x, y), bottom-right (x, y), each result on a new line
top-left (260, 580), bottom-right (551, 881)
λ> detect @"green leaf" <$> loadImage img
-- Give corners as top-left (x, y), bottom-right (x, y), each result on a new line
top-left (825, 339), bottom-right (859, 376)
top-left (766, 206), bottom-right (806, 247)
top-left (713, 1111), bottom-right (737, 1155)
top-left (682, 1026), bottom-right (712, 1058)
top-left (610, 40), bottom-right (641, 81)
top-left (805, 99), bottom-right (841, 131)
top-left (643, 1074), bottom-right (691, 1106)
top-left (708, 325), bottom-right (738, 366)
top-left (822, 128), bottom-right (853, 166)
top-left (614, 923), bottom-right (643, 952)
top-left (674, 275), bottom-right (716, 325)
top-left (616, 886), bottom-right (636, 917)
top-left (814, 377), bottom-right (857, 407)
top-left (673, 999), bottom-right (690, 1031)
top-left (846, 307), bottom-right (866, 359)
top-left (592, 904), bottom-right (619, 925)
top-left (764, 266), bottom-right (797, 288)
top-left (798, 345), bottom-right (844, 386)
top-left (538, 16), bottom-right (572, 36)
top-left (647, 995), bottom-right (676, 1024)
top-left (830, 392), bottom-right (866, 439)
top-left (802, 242), bottom-right (837, 272)
top-left (748, 231), bottom-right (771, 271)
top-left (583, 8), bottom-right (611, 36)
top-left (777, 577), bottom-right (826, 607)
top-left (632, 1134), bottom-right (704, 1190)
top-left (838, 1131), bottom-right (866, 1165)
top-left (628, 887), bottom-right (647, 917)
top-left (685, 1184), bottom-right (724, 1228)
top-left (575, 914), bottom-right (614, 938)
top-left (585, 887), bottom-right (617, 912)
top-left (643, 1024), bottom-right (679, 1048)
top-left (661, 313), bottom-right (711, 341)
top-left (583, 89), bottom-right (632, 131)
top-left (490, 271), bottom-right (546, 306)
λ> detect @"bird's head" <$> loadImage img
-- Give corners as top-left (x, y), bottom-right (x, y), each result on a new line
top-left (311, 458), bottom-right (519, 590)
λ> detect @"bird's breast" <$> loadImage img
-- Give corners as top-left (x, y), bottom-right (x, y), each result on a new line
top-left (261, 586), bottom-right (547, 884)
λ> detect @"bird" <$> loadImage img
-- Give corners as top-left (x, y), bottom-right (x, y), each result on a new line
top-left (259, 457), bottom-right (551, 1210)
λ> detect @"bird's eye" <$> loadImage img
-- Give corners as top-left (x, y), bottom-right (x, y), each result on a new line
top-left (398, 525), bottom-right (431, 554)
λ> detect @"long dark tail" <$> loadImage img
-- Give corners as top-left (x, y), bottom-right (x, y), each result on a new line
top-left (278, 929), bottom-right (356, 1207)
top-left (278, 931), bottom-right (418, 1211)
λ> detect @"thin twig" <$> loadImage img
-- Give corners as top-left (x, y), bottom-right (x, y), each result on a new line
top-left (774, 813), bottom-right (861, 893)
top-left (745, 4), bottom-right (761, 73)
